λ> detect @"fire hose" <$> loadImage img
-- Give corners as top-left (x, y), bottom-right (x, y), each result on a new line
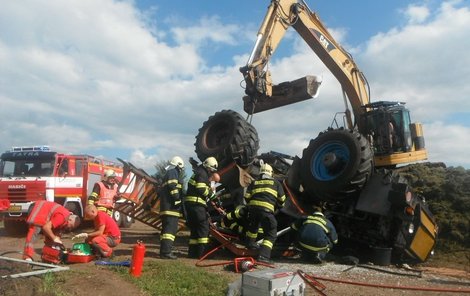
top-left (297, 269), bottom-right (470, 294)
top-left (195, 240), bottom-right (275, 271)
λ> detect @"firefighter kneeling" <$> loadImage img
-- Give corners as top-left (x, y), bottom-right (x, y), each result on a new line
top-left (291, 204), bottom-right (338, 264)
top-left (73, 205), bottom-right (121, 259)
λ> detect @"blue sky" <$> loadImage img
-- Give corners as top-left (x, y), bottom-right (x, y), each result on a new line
top-left (1, 0), bottom-right (469, 174)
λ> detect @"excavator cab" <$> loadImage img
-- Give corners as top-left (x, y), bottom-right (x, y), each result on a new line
top-left (361, 101), bottom-right (427, 167)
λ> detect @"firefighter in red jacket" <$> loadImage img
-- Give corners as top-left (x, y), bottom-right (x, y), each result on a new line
top-left (73, 204), bottom-right (121, 258)
top-left (23, 200), bottom-right (81, 260)
top-left (244, 163), bottom-right (286, 264)
top-left (87, 169), bottom-right (119, 216)
top-left (159, 156), bottom-right (185, 259)
top-left (184, 157), bottom-right (218, 259)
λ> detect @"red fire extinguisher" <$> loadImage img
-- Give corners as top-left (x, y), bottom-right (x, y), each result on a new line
top-left (130, 240), bottom-right (146, 277)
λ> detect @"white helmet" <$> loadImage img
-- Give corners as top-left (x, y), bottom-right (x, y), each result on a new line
top-left (203, 157), bottom-right (218, 172)
top-left (104, 169), bottom-right (117, 179)
top-left (260, 163), bottom-right (273, 177)
top-left (170, 156), bottom-right (185, 169)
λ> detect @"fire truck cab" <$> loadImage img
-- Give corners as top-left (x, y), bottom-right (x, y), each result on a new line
top-left (0, 146), bottom-right (133, 234)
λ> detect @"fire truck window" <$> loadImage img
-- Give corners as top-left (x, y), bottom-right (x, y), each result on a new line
top-left (28, 163), bottom-right (41, 175)
top-left (59, 159), bottom-right (69, 176)
top-left (2, 161), bottom-right (15, 176)
top-left (40, 163), bottom-right (53, 176)
top-left (76, 160), bottom-right (84, 176)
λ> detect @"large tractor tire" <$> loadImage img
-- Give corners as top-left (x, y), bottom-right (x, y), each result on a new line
top-left (300, 128), bottom-right (373, 200)
top-left (195, 110), bottom-right (259, 167)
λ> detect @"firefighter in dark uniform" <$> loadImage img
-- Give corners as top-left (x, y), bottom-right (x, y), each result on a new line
top-left (221, 205), bottom-right (248, 235)
top-left (291, 205), bottom-right (338, 264)
top-left (221, 205), bottom-right (264, 241)
top-left (184, 156), bottom-right (218, 259)
top-left (244, 163), bottom-right (286, 263)
top-left (159, 156), bottom-right (185, 259)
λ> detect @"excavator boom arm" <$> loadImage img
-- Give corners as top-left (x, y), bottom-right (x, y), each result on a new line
top-left (242, 0), bottom-right (370, 123)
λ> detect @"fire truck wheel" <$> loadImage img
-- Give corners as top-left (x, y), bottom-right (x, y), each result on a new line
top-left (121, 215), bottom-right (134, 228)
top-left (64, 202), bottom-right (81, 217)
top-left (112, 210), bottom-right (123, 226)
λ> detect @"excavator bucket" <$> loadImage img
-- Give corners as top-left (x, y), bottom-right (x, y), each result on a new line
top-left (243, 75), bottom-right (322, 114)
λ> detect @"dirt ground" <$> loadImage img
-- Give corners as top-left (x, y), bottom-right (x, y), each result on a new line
top-left (1, 221), bottom-right (469, 296)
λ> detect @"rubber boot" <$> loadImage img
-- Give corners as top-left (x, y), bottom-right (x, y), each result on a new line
top-left (188, 244), bottom-right (198, 258)
top-left (196, 244), bottom-right (206, 259)
top-left (245, 237), bottom-right (259, 250)
top-left (160, 239), bottom-right (174, 258)
top-left (257, 245), bottom-right (272, 264)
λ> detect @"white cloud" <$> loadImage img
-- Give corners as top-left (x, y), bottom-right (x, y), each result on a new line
top-left (171, 16), bottom-right (241, 47)
top-left (403, 5), bottom-right (430, 24)
top-left (362, 1), bottom-right (470, 117)
top-left (424, 121), bottom-right (470, 167)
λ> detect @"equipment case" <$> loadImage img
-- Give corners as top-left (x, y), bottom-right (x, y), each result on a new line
top-left (242, 268), bottom-right (305, 296)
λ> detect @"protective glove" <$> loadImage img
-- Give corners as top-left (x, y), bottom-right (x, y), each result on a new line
top-left (53, 236), bottom-right (63, 245)
top-left (72, 233), bottom-right (89, 240)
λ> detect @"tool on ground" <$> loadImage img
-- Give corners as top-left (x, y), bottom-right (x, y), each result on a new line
top-left (96, 260), bottom-right (131, 267)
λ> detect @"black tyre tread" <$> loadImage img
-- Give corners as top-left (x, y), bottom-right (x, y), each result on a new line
top-left (120, 215), bottom-right (133, 228)
top-left (112, 210), bottom-right (123, 226)
top-left (300, 128), bottom-right (373, 200)
top-left (195, 110), bottom-right (259, 167)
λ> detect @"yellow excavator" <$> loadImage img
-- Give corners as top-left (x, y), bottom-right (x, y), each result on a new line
top-left (240, 0), bottom-right (427, 168)
top-left (195, 0), bottom-right (437, 264)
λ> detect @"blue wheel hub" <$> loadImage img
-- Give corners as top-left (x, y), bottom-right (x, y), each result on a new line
top-left (311, 141), bottom-right (350, 181)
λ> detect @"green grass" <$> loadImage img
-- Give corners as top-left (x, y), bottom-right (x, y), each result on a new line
top-left (115, 260), bottom-right (233, 296)
top-left (40, 271), bottom-right (68, 296)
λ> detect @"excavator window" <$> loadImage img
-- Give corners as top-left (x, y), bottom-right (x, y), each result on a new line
top-left (363, 105), bottom-right (413, 155)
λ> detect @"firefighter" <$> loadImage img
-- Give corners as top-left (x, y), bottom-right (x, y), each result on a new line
top-left (73, 204), bottom-right (121, 259)
top-left (220, 205), bottom-right (264, 240)
top-left (87, 169), bottom-right (119, 216)
top-left (221, 204), bottom-right (248, 235)
top-left (23, 200), bottom-right (81, 260)
top-left (244, 163), bottom-right (286, 264)
top-left (158, 156), bottom-right (185, 259)
top-left (291, 205), bottom-right (338, 264)
top-left (184, 156), bottom-right (218, 259)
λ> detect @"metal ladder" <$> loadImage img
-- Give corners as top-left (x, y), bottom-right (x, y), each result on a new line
top-left (113, 158), bottom-right (185, 230)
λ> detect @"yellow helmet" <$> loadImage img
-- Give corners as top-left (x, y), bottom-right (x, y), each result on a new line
top-left (170, 156), bottom-right (185, 169)
top-left (260, 163), bottom-right (273, 177)
top-left (203, 157), bottom-right (218, 172)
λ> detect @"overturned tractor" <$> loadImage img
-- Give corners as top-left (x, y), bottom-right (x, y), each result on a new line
top-left (195, 109), bottom-right (437, 264)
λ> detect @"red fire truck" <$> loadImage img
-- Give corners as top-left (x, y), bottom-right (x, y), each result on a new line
top-left (0, 146), bottom-right (133, 234)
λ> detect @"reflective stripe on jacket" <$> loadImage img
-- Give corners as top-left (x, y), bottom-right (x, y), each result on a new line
top-left (184, 166), bottom-right (212, 207)
top-left (160, 166), bottom-right (184, 217)
top-left (96, 182), bottom-right (118, 208)
top-left (26, 201), bottom-right (70, 227)
top-left (244, 177), bottom-right (285, 212)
